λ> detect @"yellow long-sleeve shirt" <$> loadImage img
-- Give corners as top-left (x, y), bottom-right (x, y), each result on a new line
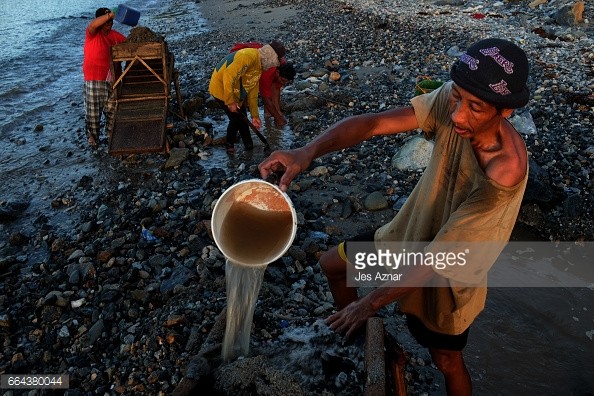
top-left (208, 48), bottom-right (262, 120)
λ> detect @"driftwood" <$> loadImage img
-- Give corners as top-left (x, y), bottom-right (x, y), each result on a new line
top-left (384, 329), bottom-right (408, 396)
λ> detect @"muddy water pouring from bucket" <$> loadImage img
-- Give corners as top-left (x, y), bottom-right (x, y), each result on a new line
top-left (212, 179), bottom-right (297, 362)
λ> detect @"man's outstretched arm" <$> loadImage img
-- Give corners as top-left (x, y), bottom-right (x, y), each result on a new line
top-left (259, 106), bottom-right (419, 191)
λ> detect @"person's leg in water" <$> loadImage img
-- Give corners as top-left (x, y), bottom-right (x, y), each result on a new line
top-left (429, 348), bottom-right (472, 396)
top-left (84, 80), bottom-right (109, 146)
top-left (226, 112), bottom-right (243, 154)
top-left (406, 314), bottom-right (472, 396)
top-left (217, 99), bottom-right (241, 154)
top-left (103, 86), bottom-right (118, 141)
top-left (237, 103), bottom-right (254, 150)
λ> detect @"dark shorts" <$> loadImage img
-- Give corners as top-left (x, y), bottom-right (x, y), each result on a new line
top-left (344, 231), bottom-right (470, 351)
top-left (343, 230), bottom-right (376, 255)
top-left (406, 314), bottom-right (469, 351)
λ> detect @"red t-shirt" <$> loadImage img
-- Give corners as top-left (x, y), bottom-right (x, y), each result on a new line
top-left (230, 42), bottom-right (279, 99)
top-left (83, 28), bottom-right (126, 81)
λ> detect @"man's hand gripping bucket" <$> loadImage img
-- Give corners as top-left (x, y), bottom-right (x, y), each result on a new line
top-left (211, 179), bottom-right (297, 362)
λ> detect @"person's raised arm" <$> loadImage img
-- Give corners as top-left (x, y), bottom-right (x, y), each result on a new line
top-left (259, 106), bottom-right (418, 191)
top-left (88, 12), bottom-right (114, 36)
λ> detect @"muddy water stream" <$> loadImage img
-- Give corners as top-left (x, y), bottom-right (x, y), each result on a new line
top-left (217, 195), bottom-right (293, 363)
top-left (222, 262), bottom-right (267, 362)
top-left (212, 181), bottom-right (297, 363)
top-left (199, 114), bottom-right (296, 172)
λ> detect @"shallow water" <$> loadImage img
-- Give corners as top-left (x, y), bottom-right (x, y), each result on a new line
top-left (199, 114), bottom-right (296, 172)
top-left (469, 286), bottom-right (594, 395)
top-left (0, 0), bottom-right (202, 233)
top-left (0, 0), bottom-right (145, 138)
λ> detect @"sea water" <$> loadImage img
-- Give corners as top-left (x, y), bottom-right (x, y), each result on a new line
top-left (0, 0), bottom-right (204, 227)
top-left (0, 0), bottom-right (144, 139)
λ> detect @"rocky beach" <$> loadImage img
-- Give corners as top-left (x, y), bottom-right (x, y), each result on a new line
top-left (1, 0), bottom-right (593, 395)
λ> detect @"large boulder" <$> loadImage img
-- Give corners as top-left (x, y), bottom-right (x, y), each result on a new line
top-left (391, 135), bottom-right (434, 171)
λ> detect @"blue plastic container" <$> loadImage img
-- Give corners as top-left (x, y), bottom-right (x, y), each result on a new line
top-left (115, 5), bottom-right (140, 27)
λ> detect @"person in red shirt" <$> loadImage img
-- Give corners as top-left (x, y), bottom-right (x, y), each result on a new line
top-left (260, 63), bottom-right (296, 127)
top-left (82, 8), bottom-right (126, 146)
top-left (230, 42), bottom-right (296, 128)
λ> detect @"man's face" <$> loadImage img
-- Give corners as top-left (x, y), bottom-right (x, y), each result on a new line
top-left (448, 83), bottom-right (503, 138)
top-left (275, 68), bottom-right (291, 87)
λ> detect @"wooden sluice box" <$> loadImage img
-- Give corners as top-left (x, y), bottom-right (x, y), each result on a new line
top-left (109, 41), bottom-right (183, 155)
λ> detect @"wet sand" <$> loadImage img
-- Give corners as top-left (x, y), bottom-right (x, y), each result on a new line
top-left (198, 0), bottom-right (300, 34)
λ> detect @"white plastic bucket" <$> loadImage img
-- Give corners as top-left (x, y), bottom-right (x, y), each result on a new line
top-left (211, 179), bottom-right (297, 267)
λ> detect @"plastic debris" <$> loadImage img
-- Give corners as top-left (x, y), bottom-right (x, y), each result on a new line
top-left (141, 225), bottom-right (160, 243)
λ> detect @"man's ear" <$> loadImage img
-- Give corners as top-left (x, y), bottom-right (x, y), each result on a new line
top-left (501, 108), bottom-right (514, 118)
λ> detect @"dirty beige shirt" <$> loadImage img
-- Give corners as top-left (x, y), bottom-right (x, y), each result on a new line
top-left (375, 81), bottom-right (528, 335)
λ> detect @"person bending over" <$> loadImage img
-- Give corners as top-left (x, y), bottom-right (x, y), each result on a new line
top-left (209, 40), bottom-right (286, 154)
top-left (230, 42), bottom-right (296, 127)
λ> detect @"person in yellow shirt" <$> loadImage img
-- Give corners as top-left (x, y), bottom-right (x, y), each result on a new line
top-left (229, 42), bottom-right (296, 127)
top-left (259, 38), bottom-right (530, 395)
top-left (209, 40), bottom-right (286, 154)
